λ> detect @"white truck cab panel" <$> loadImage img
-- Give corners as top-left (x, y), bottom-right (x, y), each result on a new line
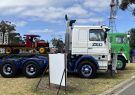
top-left (72, 26), bottom-right (110, 55)
top-left (71, 25), bottom-right (111, 70)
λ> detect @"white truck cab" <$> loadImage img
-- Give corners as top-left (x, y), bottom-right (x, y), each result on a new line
top-left (65, 15), bottom-right (116, 78)
top-left (71, 26), bottom-right (111, 70)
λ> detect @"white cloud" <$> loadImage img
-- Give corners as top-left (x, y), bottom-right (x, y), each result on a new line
top-left (0, 0), bottom-right (109, 24)
top-left (77, 18), bottom-right (104, 24)
top-left (9, 5), bottom-right (90, 22)
top-left (28, 28), bottom-right (65, 36)
top-left (83, 0), bottom-right (110, 12)
top-left (21, 7), bottom-right (65, 21)
top-left (28, 29), bottom-right (53, 34)
top-left (0, 7), bottom-right (25, 15)
top-left (13, 21), bottom-right (27, 27)
top-left (66, 4), bottom-right (89, 17)
top-left (0, 0), bottom-right (74, 8)
top-left (28, 28), bottom-right (65, 40)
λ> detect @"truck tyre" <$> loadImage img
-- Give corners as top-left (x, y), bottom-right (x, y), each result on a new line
top-left (5, 47), bottom-right (12, 54)
top-left (23, 61), bottom-right (40, 78)
top-left (78, 61), bottom-right (96, 78)
top-left (116, 57), bottom-right (126, 70)
top-left (0, 62), bottom-right (17, 78)
top-left (39, 47), bottom-right (46, 54)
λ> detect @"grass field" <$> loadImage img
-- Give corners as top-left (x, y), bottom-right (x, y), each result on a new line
top-left (0, 64), bottom-right (135, 95)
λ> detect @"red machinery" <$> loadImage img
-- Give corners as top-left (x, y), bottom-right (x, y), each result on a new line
top-left (0, 34), bottom-right (49, 54)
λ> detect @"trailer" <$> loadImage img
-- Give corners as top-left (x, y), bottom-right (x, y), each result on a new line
top-left (0, 34), bottom-right (49, 54)
top-left (0, 54), bottom-right (48, 78)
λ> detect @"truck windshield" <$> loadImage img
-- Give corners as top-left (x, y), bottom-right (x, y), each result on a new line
top-left (89, 29), bottom-right (104, 41)
top-left (116, 36), bottom-right (127, 44)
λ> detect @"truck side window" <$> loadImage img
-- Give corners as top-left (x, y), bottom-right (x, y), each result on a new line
top-left (89, 29), bottom-right (104, 41)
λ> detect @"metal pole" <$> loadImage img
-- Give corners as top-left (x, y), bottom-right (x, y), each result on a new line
top-left (57, 69), bottom-right (66, 95)
top-left (35, 64), bottom-right (49, 90)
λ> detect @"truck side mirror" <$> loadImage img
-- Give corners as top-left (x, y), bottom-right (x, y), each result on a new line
top-left (105, 28), bottom-right (110, 32)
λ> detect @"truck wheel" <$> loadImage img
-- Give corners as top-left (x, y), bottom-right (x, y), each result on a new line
top-left (5, 47), bottom-right (12, 54)
top-left (39, 47), bottom-right (46, 54)
top-left (116, 57), bottom-right (126, 70)
top-left (78, 61), bottom-right (96, 78)
top-left (23, 61), bottom-right (40, 78)
top-left (0, 62), bottom-right (17, 78)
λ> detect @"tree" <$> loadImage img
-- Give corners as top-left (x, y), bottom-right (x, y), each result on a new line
top-left (8, 33), bottom-right (23, 44)
top-left (0, 21), bottom-right (16, 43)
top-left (129, 28), bottom-right (135, 49)
top-left (120, 0), bottom-right (135, 15)
top-left (51, 38), bottom-right (65, 53)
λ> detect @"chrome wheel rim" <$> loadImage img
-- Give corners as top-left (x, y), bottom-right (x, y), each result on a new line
top-left (117, 60), bottom-right (123, 69)
top-left (81, 65), bottom-right (92, 77)
top-left (26, 64), bottom-right (36, 76)
top-left (3, 64), bottom-right (13, 75)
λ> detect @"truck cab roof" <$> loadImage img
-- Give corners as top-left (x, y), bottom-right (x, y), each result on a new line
top-left (108, 33), bottom-right (128, 36)
top-left (73, 25), bottom-right (110, 32)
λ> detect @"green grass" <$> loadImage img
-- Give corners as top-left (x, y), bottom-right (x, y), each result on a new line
top-left (0, 64), bottom-right (135, 95)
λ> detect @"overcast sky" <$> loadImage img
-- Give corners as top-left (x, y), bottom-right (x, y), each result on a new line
top-left (0, 0), bottom-right (135, 41)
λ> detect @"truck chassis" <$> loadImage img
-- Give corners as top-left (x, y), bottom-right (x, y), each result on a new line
top-left (0, 54), bottom-right (48, 78)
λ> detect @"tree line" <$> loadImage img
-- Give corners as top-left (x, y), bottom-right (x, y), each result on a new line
top-left (0, 21), bottom-right (22, 44)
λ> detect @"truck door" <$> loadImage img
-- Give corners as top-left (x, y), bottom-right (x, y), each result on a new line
top-left (25, 36), bottom-right (33, 47)
top-left (115, 35), bottom-right (130, 60)
top-left (87, 29), bottom-right (109, 55)
top-left (87, 29), bottom-right (110, 69)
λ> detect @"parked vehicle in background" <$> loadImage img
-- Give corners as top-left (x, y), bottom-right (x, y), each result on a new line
top-left (108, 33), bottom-right (130, 70)
top-left (0, 34), bottom-right (49, 54)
